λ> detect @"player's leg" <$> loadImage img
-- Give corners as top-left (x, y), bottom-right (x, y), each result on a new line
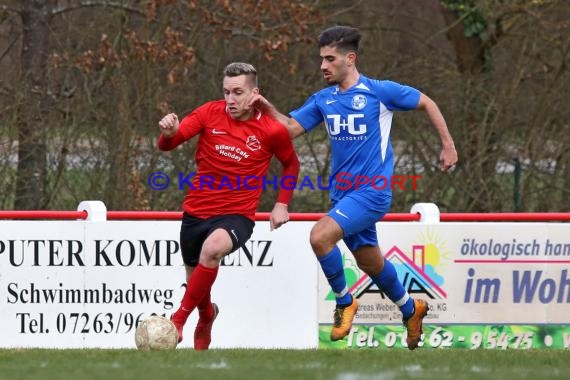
top-left (310, 216), bottom-right (358, 341)
top-left (183, 265), bottom-right (214, 323)
top-left (176, 228), bottom-right (228, 350)
top-left (311, 216), bottom-right (351, 305)
top-left (350, 240), bottom-right (416, 320)
top-left (315, 193), bottom-right (388, 341)
top-left (181, 265), bottom-right (218, 327)
top-left (348, 218), bottom-right (428, 349)
top-left (196, 293), bottom-right (215, 328)
top-left (179, 265), bottom-right (218, 346)
top-left (343, 192), bottom-right (414, 318)
top-left (171, 227), bottom-right (229, 344)
top-left (171, 213), bottom-right (209, 343)
top-left (193, 214), bottom-right (254, 350)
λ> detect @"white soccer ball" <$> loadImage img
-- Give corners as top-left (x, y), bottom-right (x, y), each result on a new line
top-left (135, 315), bottom-right (178, 350)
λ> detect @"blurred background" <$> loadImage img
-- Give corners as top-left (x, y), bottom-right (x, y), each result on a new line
top-left (0, 0), bottom-right (568, 213)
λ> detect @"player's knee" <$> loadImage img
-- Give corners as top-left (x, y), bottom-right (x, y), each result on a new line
top-left (200, 233), bottom-right (231, 264)
top-left (309, 230), bottom-right (322, 253)
top-left (198, 247), bottom-right (222, 266)
top-left (309, 228), bottom-right (334, 255)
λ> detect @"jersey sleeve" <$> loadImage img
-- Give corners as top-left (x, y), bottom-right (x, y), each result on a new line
top-left (375, 80), bottom-right (421, 111)
top-left (289, 94), bottom-right (323, 132)
top-left (268, 122), bottom-right (300, 205)
top-left (157, 104), bottom-right (208, 151)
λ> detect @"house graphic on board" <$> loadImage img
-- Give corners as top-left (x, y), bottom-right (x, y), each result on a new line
top-left (349, 245), bottom-right (447, 300)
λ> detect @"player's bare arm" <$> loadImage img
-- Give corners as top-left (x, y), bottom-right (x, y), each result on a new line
top-left (158, 113), bottom-right (179, 138)
top-left (416, 93), bottom-right (458, 172)
top-left (249, 94), bottom-right (305, 139)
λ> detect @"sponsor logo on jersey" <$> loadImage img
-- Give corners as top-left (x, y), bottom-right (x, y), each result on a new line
top-left (326, 114), bottom-right (367, 136)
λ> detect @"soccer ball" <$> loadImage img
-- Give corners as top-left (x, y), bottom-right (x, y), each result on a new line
top-left (135, 315), bottom-right (178, 350)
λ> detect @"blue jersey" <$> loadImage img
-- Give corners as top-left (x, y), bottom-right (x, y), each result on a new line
top-left (290, 74), bottom-right (420, 200)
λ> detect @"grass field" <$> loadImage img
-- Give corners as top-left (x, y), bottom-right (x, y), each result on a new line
top-left (1, 348), bottom-right (568, 380)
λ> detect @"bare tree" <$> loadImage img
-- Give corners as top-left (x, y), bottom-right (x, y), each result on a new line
top-left (6, 1), bottom-right (51, 209)
top-left (1, 0), bottom-right (146, 209)
top-left (1, 0), bottom-right (567, 212)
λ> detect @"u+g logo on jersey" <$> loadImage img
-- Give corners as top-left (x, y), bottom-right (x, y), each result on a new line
top-left (326, 114), bottom-right (367, 136)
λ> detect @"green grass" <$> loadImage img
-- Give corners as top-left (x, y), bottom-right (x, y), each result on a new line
top-left (0, 348), bottom-right (568, 380)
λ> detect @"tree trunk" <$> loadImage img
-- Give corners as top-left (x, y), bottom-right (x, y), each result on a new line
top-left (15, 0), bottom-right (52, 209)
top-left (439, 5), bottom-right (486, 74)
top-left (438, 1), bottom-right (501, 211)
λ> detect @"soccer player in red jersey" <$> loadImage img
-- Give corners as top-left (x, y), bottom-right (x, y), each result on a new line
top-left (157, 62), bottom-right (300, 350)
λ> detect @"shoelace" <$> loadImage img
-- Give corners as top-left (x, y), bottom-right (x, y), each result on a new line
top-left (333, 308), bottom-right (343, 327)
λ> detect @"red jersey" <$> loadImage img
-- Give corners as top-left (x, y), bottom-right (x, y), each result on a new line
top-left (157, 100), bottom-right (300, 220)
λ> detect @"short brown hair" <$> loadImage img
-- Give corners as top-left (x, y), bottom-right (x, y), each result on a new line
top-left (223, 62), bottom-right (258, 87)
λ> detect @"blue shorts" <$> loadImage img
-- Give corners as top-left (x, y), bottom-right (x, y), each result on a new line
top-left (327, 190), bottom-right (392, 252)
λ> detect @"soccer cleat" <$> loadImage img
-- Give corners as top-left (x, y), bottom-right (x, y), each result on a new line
top-left (170, 314), bottom-right (185, 344)
top-left (403, 298), bottom-right (429, 350)
top-left (194, 303), bottom-right (219, 350)
top-left (330, 296), bottom-right (358, 341)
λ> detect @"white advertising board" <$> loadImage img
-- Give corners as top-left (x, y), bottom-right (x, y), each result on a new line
top-left (2, 217), bottom-right (569, 350)
top-left (317, 222), bottom-right (570, 349)
top-left (319, 222), bottom-right (570, 324)
top-left (0, 220), bottom-right (318, 349)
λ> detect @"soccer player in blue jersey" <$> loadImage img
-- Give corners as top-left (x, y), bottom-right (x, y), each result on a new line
top-left (251, 26), bottom-right (458, 349)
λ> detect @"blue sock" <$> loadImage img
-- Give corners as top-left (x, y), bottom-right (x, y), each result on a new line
top-left (371, 259), bottom-right (415, 319)
top-left (317, 246), bottom-right (352, 306)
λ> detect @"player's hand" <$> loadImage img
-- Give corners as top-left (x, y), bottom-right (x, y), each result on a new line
top-left (248, 94), bottom-right (273, 114)
top-left (440, 144), bottom-right (458, 172)
top-left (269, 202), bottom-right (289, 231)
top-left (158, 113), bottom-right (179, 138)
